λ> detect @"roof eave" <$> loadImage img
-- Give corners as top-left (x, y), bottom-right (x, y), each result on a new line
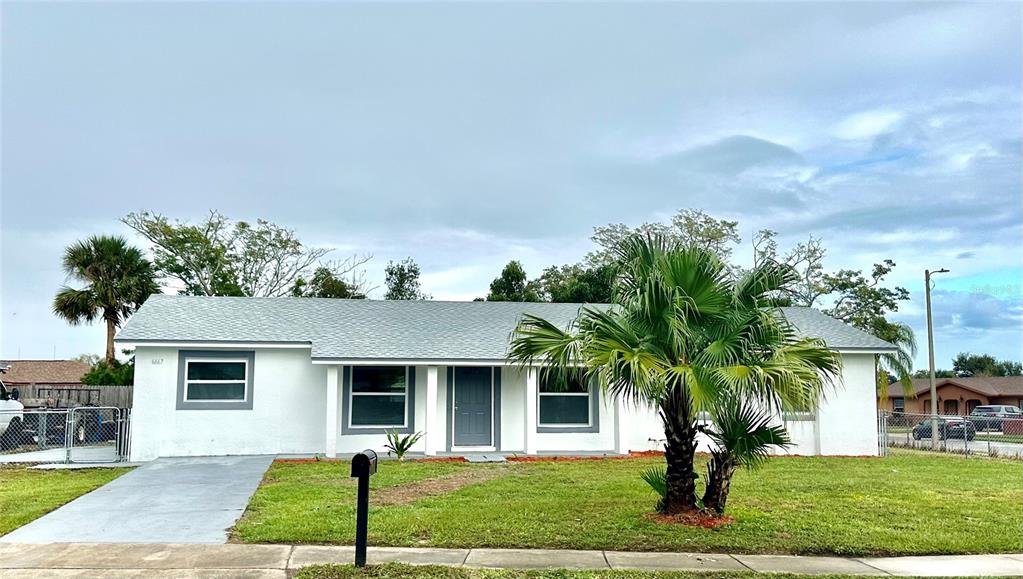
top-left (833, 347), bottom-right (898, 355)
top-left (116, 339), bottom-right (312, 349)
top-left (311, 357), bottom-right (524, 366)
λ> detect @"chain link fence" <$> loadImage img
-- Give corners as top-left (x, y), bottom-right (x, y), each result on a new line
top-left (0, 407), bottom-right (130, 464)
top-left (880, 410), bottom-right (1023, 459)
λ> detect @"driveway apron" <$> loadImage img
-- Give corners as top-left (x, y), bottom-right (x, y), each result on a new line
top-left (0, 456), bottom-right (273, 544)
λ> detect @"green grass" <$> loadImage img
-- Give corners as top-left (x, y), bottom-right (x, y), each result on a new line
top-left (234, 452), bottom-right (1023, 556)
top-left (294, 563), bottom-right (964, 579)
top-left (975, 433), bottom-right (1023, 444)
top-left (0, 465), bottom-right (131, 536)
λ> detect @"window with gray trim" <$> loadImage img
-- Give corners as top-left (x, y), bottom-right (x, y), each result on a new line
top-left (349, 366), bottom-right (410, 428)
top-left (177, 350), bottom-right (255, 410)
top-left (781, 410), bottom-right (815, 421)
top-left (538, 374), bottom-right (596, 430)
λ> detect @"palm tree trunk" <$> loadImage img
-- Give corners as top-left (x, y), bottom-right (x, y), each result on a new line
top-left (701, 453), bottom-right (738, 515)
top-left (105, 317), bottom-right (117, 365)
top-left (659, 385), bottom-right (699, 514)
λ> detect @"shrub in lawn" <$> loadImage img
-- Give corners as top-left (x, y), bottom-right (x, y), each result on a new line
top-left (641, 465), bottom-right (667, 511)
top-left (384, 430), bottom-right (424, 460)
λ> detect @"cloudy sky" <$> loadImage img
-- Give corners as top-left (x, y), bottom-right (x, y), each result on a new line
top-left (2, 2), bottom-right (1021, 371)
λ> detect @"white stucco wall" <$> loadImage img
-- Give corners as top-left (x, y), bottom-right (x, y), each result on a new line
top-left (817, 353), bottom-right (880, 456)
top-left (570, 352), bottom-right (879, 457)
top-left (131, 346), bottom-right (328, 461)
top-left (130, 349), bottom-right (879, 460)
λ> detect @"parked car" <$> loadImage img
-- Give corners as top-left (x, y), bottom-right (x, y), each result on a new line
top-left (21, 411), bottom-right (69, 446)
top-left (0, 379), bottom-right (26, 450)
top-left (969, 405), bottom-right (1023, 431)
top-left (912, 416), bottom-right (976, 441)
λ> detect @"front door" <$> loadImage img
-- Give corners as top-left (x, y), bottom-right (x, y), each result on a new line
top-left (453, 367), bottom-right (493, 446)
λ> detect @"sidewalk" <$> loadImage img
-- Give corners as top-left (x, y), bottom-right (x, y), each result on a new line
top-left (0, 543), bottom-right (1020, 577)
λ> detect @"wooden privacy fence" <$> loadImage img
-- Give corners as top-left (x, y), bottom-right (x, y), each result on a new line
top-left (13, 384), bottom-right (133, 409)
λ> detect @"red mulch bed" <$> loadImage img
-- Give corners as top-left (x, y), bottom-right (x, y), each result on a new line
top-left (277, 451), bottom-right (667, 465)
top-left (507, 450), bottom-right (664, 462)
top-left (645, 510), bottom-right (735, 529)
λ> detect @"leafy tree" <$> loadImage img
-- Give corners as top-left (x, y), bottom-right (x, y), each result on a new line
top-left (912, 368), bottom-right (955, 379)
top-left (123, 211), bottom-right (371, 297)
top-left (509, 235), bottom-right (840, 515)
top-left (81, 359), bottom-right (134, 386)
top-left (53, 236), bottom-right (159, 365)
top-left (291, 266), bottom-right (367, 299)
top-left (813, 261), bottom-right (914, 394)
top-left (587, 209), bottom-right (740, 266)
top-left (952, 353), bottom-right (1023, 377)
top-left (535, 263), bottom-right (615, 303)
top-left (72, 353), bottom-right (102, 367)
top-left (752, 229), bottom-right (828, 307)
top-left (753, 228), bottom-right (915, 393)
top-left (820, 261), bottom-right (910, 330)
top-left (385, 258), bottom-right (430, 300)
top-left (486, 261), bottom-right (541, 302)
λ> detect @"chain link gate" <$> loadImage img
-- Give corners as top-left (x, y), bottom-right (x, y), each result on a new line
top-left (1, 407), bottom-right (131, 464)
top-left (66, 406), bottom-right (131, 463)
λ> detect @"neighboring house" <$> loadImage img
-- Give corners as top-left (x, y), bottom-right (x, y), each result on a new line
top-left (0, 359), bottom-right (90, 388)
top-left (115, 295), bottom-right (896, 462)
top-left (881, 377), bottom-right (1023, 415)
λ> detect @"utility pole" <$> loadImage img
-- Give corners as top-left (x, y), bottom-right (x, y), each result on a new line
top-left (925, 268), bottom-right (948, 449)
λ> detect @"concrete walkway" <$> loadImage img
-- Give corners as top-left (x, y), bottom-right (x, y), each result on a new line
top-left (0, 544), bottom-right (1020, 577)
top-left (0, 456), bottom-right (273, 544)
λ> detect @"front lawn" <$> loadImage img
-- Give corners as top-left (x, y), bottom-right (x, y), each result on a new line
top-left (234, 452), bottom-right (1022, 556)
top-left (0, 465), bottom-right (131, 536)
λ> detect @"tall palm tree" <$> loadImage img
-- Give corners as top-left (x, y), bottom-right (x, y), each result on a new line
top-left (509, 235), bottom-right (841, 514)
top-left (53, 235), bottom-right (159, 365)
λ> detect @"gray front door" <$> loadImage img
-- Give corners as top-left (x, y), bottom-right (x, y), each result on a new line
top-left (453, 367), bottom-right (493, 446)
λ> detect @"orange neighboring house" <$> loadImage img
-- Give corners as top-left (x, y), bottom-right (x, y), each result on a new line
top-left (0, 359), bottom-right (90, 388)
top-left (880, 376), bottom-right (1023, 415)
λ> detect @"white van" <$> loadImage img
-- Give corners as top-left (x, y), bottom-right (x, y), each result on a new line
top-left (0, 380), bottom-right (25, 449)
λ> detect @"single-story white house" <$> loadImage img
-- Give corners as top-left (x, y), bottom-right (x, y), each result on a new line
top-left (115, 295), bottom-right (895, 462)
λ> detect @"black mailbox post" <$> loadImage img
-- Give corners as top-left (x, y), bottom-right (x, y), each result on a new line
top-left (350, 449), bottom-right (378, 567)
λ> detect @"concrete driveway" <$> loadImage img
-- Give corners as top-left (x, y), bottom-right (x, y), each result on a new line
top-left (0, 455), bottom-right (273, 544)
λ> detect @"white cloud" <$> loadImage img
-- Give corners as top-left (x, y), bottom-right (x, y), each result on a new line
top-left (2, 2), bottom-right (1020, 361)
top-left (832, 110), bottom-right (905, 140)
top-left (870, 229), bottom-right (958, 245)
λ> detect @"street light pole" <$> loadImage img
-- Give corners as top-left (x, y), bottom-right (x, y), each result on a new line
top-left (925, 268), bottom-right (948, 449)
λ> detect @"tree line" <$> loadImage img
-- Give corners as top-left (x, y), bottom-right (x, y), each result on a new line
top-left (52, 208), bottom-right (1014, 387)
top-left (54, 211), bottom-right (429, 384)
top-left (913, 352), bottom-right (1022, 379)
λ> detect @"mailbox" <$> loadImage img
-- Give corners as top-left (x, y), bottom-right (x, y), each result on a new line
top-left (350, 449), bottom-right (378, 567)
top-left (350, 449), bottom-right (378, 478)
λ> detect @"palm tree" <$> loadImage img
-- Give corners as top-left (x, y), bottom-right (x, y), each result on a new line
top-left (873, 319), bottom-right (917, 407)
top-left (701, 395), bottom-right (791, 513)
top-left (509, 235), bottom-right (841, 514)
top-left (53, 235), bottom-right (159, 365)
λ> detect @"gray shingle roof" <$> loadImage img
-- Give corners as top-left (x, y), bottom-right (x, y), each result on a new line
top-left (778, 306), bottom-right (897, 352)
top-left (116, 295), bottom-right (895, 360)
top-left (885, 376), bottom-right (1023, 399)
